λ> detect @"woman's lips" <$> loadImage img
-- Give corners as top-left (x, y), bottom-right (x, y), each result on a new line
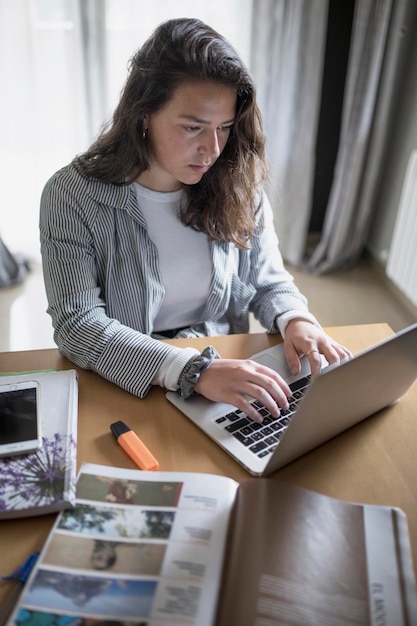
top-left (189, 164), bottom-right (210, 174)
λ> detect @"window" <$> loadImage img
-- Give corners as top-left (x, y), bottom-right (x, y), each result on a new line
top-left (1, 0), bottom-right (252, 259)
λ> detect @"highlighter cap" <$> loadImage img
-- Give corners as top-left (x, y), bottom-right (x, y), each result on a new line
top-left (110, 420), bottom-right (130, 440)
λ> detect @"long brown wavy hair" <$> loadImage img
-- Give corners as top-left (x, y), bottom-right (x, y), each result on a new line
top-left (74, 18), bottom-right (267, 248)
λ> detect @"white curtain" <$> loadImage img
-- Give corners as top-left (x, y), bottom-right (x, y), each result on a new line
top-left (308, 0), bottom-right (410, 273)
top-left (0, 0), bottom-right (90, 264)
top-left (251, 0), bottom-right (413, 274)
top-left (251, 0), bottom-right (329, 265)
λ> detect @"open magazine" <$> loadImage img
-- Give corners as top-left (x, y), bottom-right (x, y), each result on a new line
top-left (7, 462), bottom-right (417, 626)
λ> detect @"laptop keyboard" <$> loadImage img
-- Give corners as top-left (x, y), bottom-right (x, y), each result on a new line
top-left (214, 375), bottom-right (311, 459)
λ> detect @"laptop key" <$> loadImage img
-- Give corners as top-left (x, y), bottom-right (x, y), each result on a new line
top-left (233, 432), bottom-right (254, 446)
top-left (225, 417), bottom-right (251, 433)
top-left (258, 449), bottom-right (271, 458)
top-left (251, 431), bottom-right (264, 441)
top-left (258, 407), bottom-right (270, 417)
top-left (227, 410), bottom-right (244, 422)
top-left (215, 416), bottom-right (227, 424)
top-left (250, 440), bottom-right (268, 454)
top-left (289, 375), bottom-right (311, 393)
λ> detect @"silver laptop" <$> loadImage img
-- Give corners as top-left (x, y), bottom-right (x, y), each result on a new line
top-left (166, 322), bottom-right (417, 476)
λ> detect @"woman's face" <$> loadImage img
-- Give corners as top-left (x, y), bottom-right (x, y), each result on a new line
top-left (138, 80), bottom-right (237, 192)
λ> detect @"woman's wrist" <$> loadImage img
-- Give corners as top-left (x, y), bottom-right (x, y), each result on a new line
top-left (151, 347), bottom-right (200, 391)
top-left (276, 310), bottom-right (321, 338)
top-left (178, 345), bottom-right (220, 399)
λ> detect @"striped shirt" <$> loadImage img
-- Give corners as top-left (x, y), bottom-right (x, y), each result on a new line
top-left (40, 163), bottom-right (312, 398)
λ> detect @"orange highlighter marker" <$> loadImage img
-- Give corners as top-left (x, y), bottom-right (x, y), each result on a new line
top-left (110, 420), bottom-right (159, 471)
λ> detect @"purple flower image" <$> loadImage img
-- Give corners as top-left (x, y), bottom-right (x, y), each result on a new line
top-left (0, 433), bottom-right (76, 512)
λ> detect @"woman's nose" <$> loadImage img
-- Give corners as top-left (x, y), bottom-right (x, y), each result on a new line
top-left (199, 130), bottom-right (221, 160)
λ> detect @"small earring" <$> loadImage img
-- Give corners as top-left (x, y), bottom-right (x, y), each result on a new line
top-left (142, 127), bottom-right (148, 140)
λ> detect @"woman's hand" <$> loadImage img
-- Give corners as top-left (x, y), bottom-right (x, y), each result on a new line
top-left (283, 319), bottom-right (353, 377)
top-left (194, 358), bottom-right (292, 423)
top-left (194, 320), bottom-right (352, 423)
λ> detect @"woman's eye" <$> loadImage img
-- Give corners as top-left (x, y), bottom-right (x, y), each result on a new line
top-left (185, 126), bottom-right (200, 133)
top-left (218, 125), bottom-right (234, 133)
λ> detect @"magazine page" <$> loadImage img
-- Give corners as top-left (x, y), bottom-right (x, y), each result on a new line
top-left (216, 479), bottom-right (417, 626)
top-left (7, 462), bottom-right (239, 626)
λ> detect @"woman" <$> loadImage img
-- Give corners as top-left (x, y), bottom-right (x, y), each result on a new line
top-left (40, 17), bottom-right (351, 423)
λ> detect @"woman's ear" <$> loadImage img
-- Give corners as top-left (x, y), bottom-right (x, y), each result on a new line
top-left (142, 114), bottom-right (149, 139)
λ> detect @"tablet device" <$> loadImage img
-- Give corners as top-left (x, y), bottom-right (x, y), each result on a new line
top-left (0, 380), bottom-right (42, 457)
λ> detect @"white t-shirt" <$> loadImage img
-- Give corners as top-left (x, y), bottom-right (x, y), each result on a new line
top-left (133, 182), bottom-right (211, 333)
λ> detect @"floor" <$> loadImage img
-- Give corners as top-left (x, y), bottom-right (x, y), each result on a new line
top-left (0, 257), bottom-right (416, 353)
top-left (250, 256), bottom-right (417, 334)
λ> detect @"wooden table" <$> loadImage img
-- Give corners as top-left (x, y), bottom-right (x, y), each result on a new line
top-left (1, 323), bottom-right (417, 609)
